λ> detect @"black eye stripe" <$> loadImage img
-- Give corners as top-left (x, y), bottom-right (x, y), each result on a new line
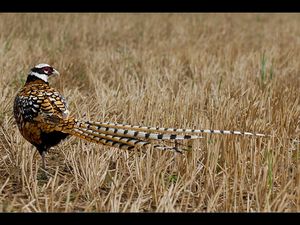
top-left (31, 67), bottom-right (41, 73)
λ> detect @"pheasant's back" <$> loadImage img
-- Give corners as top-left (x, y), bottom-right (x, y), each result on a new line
top-left (14, 80), bottom-right (70, 149)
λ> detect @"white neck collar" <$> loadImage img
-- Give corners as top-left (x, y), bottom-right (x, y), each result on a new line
top-left (29, 72), bottom-right (48, 82)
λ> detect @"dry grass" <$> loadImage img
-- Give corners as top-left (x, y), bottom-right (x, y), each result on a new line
top-left (0, 13), bottom-right (299, 212)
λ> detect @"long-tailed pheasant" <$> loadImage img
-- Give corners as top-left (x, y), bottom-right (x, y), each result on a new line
top-left (13, 63), bottom-right (266, 169)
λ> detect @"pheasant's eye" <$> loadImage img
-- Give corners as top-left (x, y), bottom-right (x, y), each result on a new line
top-left (43, 67), bottom-right (53, 74)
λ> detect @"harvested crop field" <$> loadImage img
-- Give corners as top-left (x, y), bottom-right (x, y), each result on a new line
top-left (0, 13), bottom-right (299, 212)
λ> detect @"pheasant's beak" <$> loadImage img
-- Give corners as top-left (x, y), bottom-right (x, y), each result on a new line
top-left (52, 69), bottom-right (60, 76)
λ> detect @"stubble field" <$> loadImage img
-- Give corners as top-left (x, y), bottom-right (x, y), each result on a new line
top-left (0, 13), bottom-right (299, 212)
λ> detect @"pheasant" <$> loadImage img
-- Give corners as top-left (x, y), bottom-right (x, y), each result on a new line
top-left (13, 63), bottom-right (266, 169)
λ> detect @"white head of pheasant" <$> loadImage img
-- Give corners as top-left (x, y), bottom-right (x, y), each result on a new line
top-left (27, 63), bottom-right (60, 83)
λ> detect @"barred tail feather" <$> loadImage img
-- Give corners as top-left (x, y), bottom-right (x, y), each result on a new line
top-left (88, 121), bottom-right (266, 137)
top-left (68, 127), bottom-right (184, 152)
top-left (74, 120), bottom-right (202, 140)
top-left (69, 129), bottom-right (135, 150)
top-left (63, 119), bottom-right (267, 153)
top-left (73, 127), bottom-right (151, 148)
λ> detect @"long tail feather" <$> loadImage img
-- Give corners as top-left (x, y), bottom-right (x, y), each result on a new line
top-left (69, 129), bottom-right (135, 150)
top-left (88, 121), bottom-right (267, 137)
top-left (75, 120), bottom-right (202, 140)
top-left (73, 127), bottom-right (151, 148)
top-left (60, 118), bottom-right (269, 153)
top-left (67, 124), bottom-right (184, 152)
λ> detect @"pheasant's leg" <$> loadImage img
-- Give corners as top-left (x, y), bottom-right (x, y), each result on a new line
top-left (37, 149), bottom-right (48, 180)
top-left (41, 151), bottom-right (46, 170)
